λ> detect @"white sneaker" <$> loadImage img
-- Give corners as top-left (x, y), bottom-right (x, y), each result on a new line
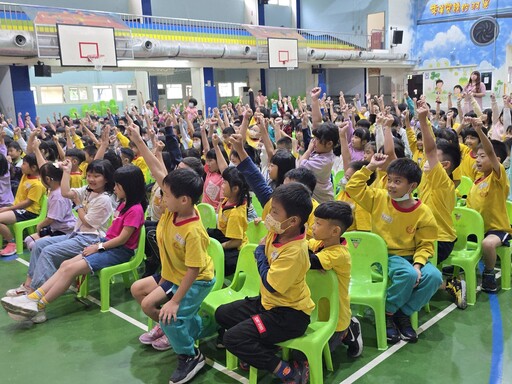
top-left (1, 295), bottom-right (39, 317)
top-left (31, 309), bottom-right (47, 323)
top-left (5, 284), bottom-right (30, 297)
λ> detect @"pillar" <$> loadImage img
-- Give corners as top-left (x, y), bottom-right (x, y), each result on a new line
top-left (248, 69), bottom-right (262, 94)
top-left (0, 66), bottom-right (36, 119)
top-left (190, 67), bottom-right (217, 112)
top-left (134, 71), bottom-right (150, 109)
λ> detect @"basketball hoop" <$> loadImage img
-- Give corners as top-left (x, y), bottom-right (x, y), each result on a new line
top-left (87, 54), bottom-right (105, 71)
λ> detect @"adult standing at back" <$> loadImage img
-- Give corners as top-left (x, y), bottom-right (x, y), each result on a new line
top-left (464, 71), bottom-right (486, 110)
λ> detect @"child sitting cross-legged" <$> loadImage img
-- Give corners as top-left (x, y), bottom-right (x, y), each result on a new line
top-left (215, 182), bottom-right (314, 383)
top-left (345, 153), bottom-right (442, 344)
top-left (308, 200), bottom-right (363, 357)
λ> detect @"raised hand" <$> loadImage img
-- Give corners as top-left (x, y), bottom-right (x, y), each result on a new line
top-left (311, 87), bottom-right (322, 100)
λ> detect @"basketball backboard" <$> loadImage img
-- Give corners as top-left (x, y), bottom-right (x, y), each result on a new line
top-left (268, 38), bottom-right (298, 69)
top-left (57, 24), bottom-right (118, 68)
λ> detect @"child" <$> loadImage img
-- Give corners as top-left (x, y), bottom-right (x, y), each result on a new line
top-left (65, 148), bottom-right (86, 188)
top-left (129, 140), bottom-right (150, 183)
top-left (1, 165), bottom-right (146, 323)
top-left (215, 183), bottom-right (313, 383)
top-left (208, 167), bottom-right (250, 276)
top-left (416, 104), bottom-right (466, 308)
top-left (460, 127), bottom-right (482, 180)
top-left (466, 118), bottom-right (511, 292)
top-left (345, 154), bottom-right (442, 344)
top-left (128, 125), bottom-right (215, 383)
top-left (0, 130), bottom-right (14, 208)
top-left (24, 163), bottom-right (76, 251)
top-left (0, 154), bottom-right (46, 256)
top-left (4, 159), bottom-right (114, 297)
top-left (7, 140), bottom-right (23, 195)
top-left (308, 200), bottom-right (363, 357)
top-left (202, 148), bottom-right (227, 210)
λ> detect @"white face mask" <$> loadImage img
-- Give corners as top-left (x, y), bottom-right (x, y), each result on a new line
top-left (283, 119), bottom-right (290, 125)
top-left (264, 215), bottom-right (292, 235)
top-left (192, 141), bottom-right (201, 149)
top-left (228, 161), bottom-right (236, 167)
top-left (390, 192), bottom-right (411, 202)
top-left (189, 102), bottom-right (194, 108)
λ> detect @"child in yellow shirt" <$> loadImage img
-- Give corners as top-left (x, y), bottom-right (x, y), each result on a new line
top-left (308, 200), bottom-right (363, 357)
top-left (215, 183), bottom-right (313, 383)
top-left (65, 148), bottom-right (86, 188)
top-left (346, 154), bottom-right (442, 344)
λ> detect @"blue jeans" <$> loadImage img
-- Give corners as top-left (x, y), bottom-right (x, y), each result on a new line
top-left (386, 256), bottom-right (443, 316)
top-left (160, 278), bottom-right (215, 356)
top-left (28, 233), bottom-right (100, 290)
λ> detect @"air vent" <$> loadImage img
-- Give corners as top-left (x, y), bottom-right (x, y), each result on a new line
top-left (470, 17), bottom-right (499, 46)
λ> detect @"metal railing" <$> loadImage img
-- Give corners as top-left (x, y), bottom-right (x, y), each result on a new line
top-left (0, 2), bottom-right (372, 51)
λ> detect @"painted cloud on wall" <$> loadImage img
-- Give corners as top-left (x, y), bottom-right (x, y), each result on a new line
top-left (421, 25), bottom-right (467, 54)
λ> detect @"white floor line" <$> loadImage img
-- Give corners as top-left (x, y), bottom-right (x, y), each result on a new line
top-left (14, 257), bottom-right (245, 382)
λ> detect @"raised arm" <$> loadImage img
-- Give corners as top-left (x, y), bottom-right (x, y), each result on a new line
top-left (94, 126), bottom-right (111, 160)
top-left (338, 121), bottom-right (352, 173)
top-left (212, 134), bottom-right (228, 173)
top-left (473, 117), bottom-right (501, 175)
top-left (259, 116), bottom-right (275, 159)
top-left (52, 135), bottom-right (66, 161)
top-left (417, 102), bottom-right (437, 168)
top-left (311, 87), bottom-right (323, 130)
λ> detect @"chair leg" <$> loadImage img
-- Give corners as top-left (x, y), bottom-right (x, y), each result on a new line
top-left (226, 351), bottom-right (238, 370)
top-left (14, 227), bottom-right (24, 255)
top-left (99, 273), bottom-right (111, 312)
top-left (305, 350), bottom-right (324, 384)
top-left (148, 318), bottom-right (154, 331)
top-left (465, 266), bottom-right (477, 305)
top-left (411, 312), bottom-right (418, 330)
top-left (122, 272), bottom-right (131, 288)
top-left (497, 247), bottom-right (511, 290)
top-left (249, 366), bottom-right (258, 384)
top-left (374, 306), bottom-right (388, 351)
top-left (282, 347), bottom-right (290, 361)
top-left (323, 343), bottom-right (333, 372)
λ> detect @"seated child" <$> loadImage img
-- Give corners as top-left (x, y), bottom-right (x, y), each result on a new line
top-left (65, 148), bottom-right (86, 188)
top-left (0, 154), bottom-right (46, 256)
top-left (215, 183), bottom-right (314, 383)
top-left (345, 154), bottom-right (442, 344)
top-left (7, 140), bottom-right (23, 195)
top-left (1, 165), bottom-right (146, 323)
top-left (0, 133), bottom-right (14, 208)
top-left (309, 201), bottom-right (363, 357)
top-left (466, 118), bottom-right (511, 292)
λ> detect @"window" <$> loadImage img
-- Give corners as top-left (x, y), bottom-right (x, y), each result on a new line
top-left (268, 0), bottom-right (289, 5)
top-left (157, 83), bottom-right (164, 89)
top-left (92, 85), bottom-right (113, 102)
top-left (40, 86), bottom-right (64, 104)
top-left (233, 82), bottom-right (248, 97)
top-left (185, 85), bottom-right (192, 97)
top-left (218, 82), bottom-right (233, 98)
top-left (166, 84), bottom-right (183, 99)
top-left (30, 86), bottom-right (37, 105)
top-left (115, 84), bottom-right (132, 101)
top-left (69, 86), bottom-right (88, 102)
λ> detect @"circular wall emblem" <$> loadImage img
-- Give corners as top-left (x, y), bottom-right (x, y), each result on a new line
top-left (470, 17), bottom-right (499, 46)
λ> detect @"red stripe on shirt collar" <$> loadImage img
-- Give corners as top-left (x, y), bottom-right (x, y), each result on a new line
top-left (391, 199), bottom-right (422, 213)
top-left (173, 211), bottom-right (200, 226)
top-left (26, 175), bottom-right (39, 179)
top-left (272, 231), bottom-right (306, 248)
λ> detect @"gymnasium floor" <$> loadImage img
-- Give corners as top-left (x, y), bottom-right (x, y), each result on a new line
top-left (1, 253), bottom-right (510, 384)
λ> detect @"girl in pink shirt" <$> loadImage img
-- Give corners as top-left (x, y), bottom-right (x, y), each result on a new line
top-left (202, 148), bottom-right (226, 210)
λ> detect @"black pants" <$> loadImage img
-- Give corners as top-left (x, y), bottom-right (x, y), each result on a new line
top-left (207, 228), bottom-right (240, 276)
top-left (215, 296), bottom-right (310, 372)
top-left (143, 220), bottom-right (160, 278)
top-left (438, 240), bottom-right (456, 264)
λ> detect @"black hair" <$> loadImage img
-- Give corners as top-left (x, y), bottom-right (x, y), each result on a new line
top-left (485, 140), bottom-right (508, 163)
top-left (270, 149), bottom-right (296, 188)
top-left (271, 182), bottom-right (313, 227)
top-left (84, 145), bottom-right (98, 157)
top-left (313, 122), bottom-right (339, 146)
top-left (184, 147), bottom-right (202, 159)
top-left (39, 162), bottom-right (63, 187)
top-left (454, 85), bottom-right (463, 93)
top-left (435, 128), bottom-right (459, 145)
top-left (353, 127), bottom-right (371, 143)
top-left (348, 160), bottom-right (376, 186)
top-left (463, 127), bottom-right (481, 141)
top-left (163, 168), bottom-right (203, 205)
top-left (8, 141), bottom-right (21, 152)
top-left (222, 127), bottom-right (235, 135)
top-left (230, 150), bottom-right (240, 161)
top-left (206, 148), bottom-right (228, 163)
top-left (66, 148), bottom-right (86, 164)
top-left (222, 166), bottom-right (250, 207)
top-left (356, 119), bottom-right (371, 129)
top-left (181, 156), bottom-right (205, 178)
top-left (86, 159), bottom-right (115, 193)
top-left (387, 158), bottom-right (422, 185)
top-left (22, 153), bottom-right (39, 171)
top-left (416, 132), bottom-right (423, 140)
top-left (114, 165), bottom-right (148, 214)
top-left (189, 97), bottom-right (198, 106)
top-left (436, 79), bottom-right (444, 85)
top-left (314, 201), bottom-right (353, 233)
top-left (436, 138), bottom-right (461, 172)
top-left (284, 167), bottom-right (317, 195)
top-left (103, 150), bottom-right (122, 171)
top-left (276, 136), bottom-right (293, 150)
top-left (120, 147), bottom-right (135, 163)
top-left (39, 140), bottom-right (57, 162)
top-left (0, 153), bottom-right (8, 176)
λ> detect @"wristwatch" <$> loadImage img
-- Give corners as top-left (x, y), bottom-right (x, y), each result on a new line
top-left (98, 243), bottom-right (105, 252)
top-left (75, 204), bottom-right (84, 210)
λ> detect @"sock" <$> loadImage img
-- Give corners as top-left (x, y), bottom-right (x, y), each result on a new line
top-left (24, 236), bottom-right (35, 251)
top-left (483, 268), bottom-right (494, 274)
top-left (28, 288), bottom-right (46, 301)
top-left (37, 297), bottom-right (48, 310)
top-left (275, 361), bottom-right (295, 380)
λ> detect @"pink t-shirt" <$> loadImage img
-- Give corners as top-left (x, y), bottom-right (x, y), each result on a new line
top-left (106, 202), bottom-right (144, 250)
top-left (202, 164), bottom-right (223, 210)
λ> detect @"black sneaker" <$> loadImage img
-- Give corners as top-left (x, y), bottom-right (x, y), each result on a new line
top-left (342, 317), bottom-right (363, 357)
top-left (393, 311), bottom-right (418, 343)
top-left (446, 277), bottom-right (468, 309)
top-left (328, 331), bottom-right (344, 353)
top-left (169, 350), bottom-right (206, 384)
top-left (482, 270), bottom-right (499, 293)
top-left (385, 314), bottom-right (401, 344)
top-left (442, 265), bottom-right (455, 276)
top-left (283, 361), bottom-right (309, 384)
top-left (216, 331), bottom-right (225, 349)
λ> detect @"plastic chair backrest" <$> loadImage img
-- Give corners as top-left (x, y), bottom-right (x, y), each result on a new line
top-left (344, 231), bottom-right (389, 287)
top-left (250, 192), bottom-right (263, 217)
top-left (506, 200), bottom-right (512, 226)
top-left (452, 207), bottom-right (484, 252)
top-left (129, 225), bottom-right (146, 268)
top-left (229, 243), bottom-right (260, 296)
top-left (208, 238), bottom-right (225, 291)
top-left (197, 203), bottom-right (217, 229)
top-left (246, 221), bottom-right (268, 244)
top-left (457, 176), bottom-right (473, 198)
top-left (307, 269), bottom-right (339, 324)
top-left (333, 170), bottom-right (345, 192)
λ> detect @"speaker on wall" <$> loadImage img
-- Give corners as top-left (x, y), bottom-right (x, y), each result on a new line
top-left (392, 30), bottom-right (403, 45)
top-left (34, 62), bottom-right (51, 77)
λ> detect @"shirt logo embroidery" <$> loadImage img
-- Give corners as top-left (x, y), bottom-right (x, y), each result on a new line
top-left (174, 234), bottom-right (185, 246)
top-left (406, 225), bottom-right (416, 234)
top-left (381, 214), bottom-right (392, 223)
top-left (271, 250), bottom-right (279, 261)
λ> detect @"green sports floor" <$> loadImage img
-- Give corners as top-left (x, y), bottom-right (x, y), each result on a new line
top-left (1, 253), bottom-right (511, 384)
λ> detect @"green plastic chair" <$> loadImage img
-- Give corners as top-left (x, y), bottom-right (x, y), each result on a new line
top-left (345, 231), bottom-right (389, 350)
top-left (246, 221), bottom-right (268, 244)
top-left (197, 203), bottom-right (217, 229)
top-left (108, 99), bottom-right (119, 114)
top-left (333, 170), bottom-right (345, 194)
top-left (250, 193), bottom-right (263, 217)
top-left (227, 270), bottom-right (339, 384)
top-left (78, 226), bottom-right (146, 312)
top-left (440, 207), bottom-right (484, 305)
top-left (81, 104), bottom-right (90, 116)
top-left (496, 200), bottom-right (512, 290)
top-left (69, 107), bottom-right (80, 119)
top-left (13, 195), bottom-right (48, 254)
top-left (456, 176), bottom-right (473, 206)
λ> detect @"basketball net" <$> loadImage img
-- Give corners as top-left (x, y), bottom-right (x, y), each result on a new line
top-left (87, 54), bottom-right (105, 71)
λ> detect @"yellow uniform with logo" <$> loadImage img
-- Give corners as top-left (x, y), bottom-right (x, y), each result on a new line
top-left (79, 161), bottom-right (88, 179)
top-left (132, 156), bottom-right (150, 184)
top-left (406, 128), bottom-right (424, 166)
top-left (157, 210), bottom-right (214, 286)
top-left (262, 232), bottom-right (315, 315)
top-left (217, 198), bottom-right (248, 249)
top-left (308, 239), bottom-right (351, 331)
top-left (70, 171), bottom-right (84, 189)
top-left (262, 197), bottom-right (318, 239)
top-left (346, 166), bottom-right (437, 265)
top-left (337, 191), bottom-right (372, 231)
top-left (15, 175), bottom-right (46, 215)
top-left (467, 164), bottom-right (511, 234)
top-left (459, 143), bottom-right (481, 181)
